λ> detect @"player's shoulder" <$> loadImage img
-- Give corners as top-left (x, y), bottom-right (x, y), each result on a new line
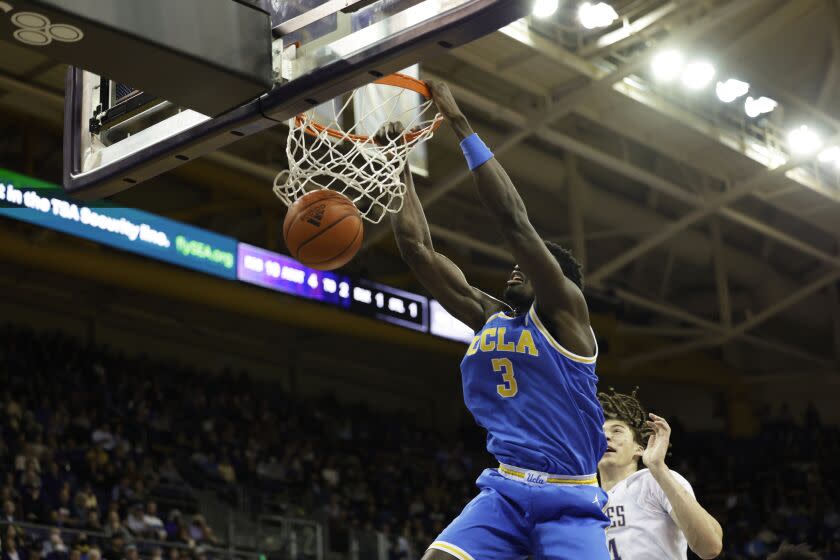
top-left (529, 303), bottom-right (597, 364)
top-left (636, 468), bottom-right (695, 494)
top-left (624, 468), bottom-right (656, 490)
top-left (667, 469), bottom-right (692, 485)
top-left (666, 469), bottom-right (695, 494)
top-left (627, 469), bottom-right (690, 515)
top-left (668, 469), bottom-right (691, 490)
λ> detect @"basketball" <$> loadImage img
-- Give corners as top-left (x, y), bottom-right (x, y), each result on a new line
top-left (283, 189), bottom-right (364, 271)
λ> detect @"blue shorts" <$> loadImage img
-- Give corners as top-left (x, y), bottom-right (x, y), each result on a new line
top-left (429, 468), bottom-right (610, 560)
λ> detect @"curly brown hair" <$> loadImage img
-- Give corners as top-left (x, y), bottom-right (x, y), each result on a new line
top-left (598, 387), bottom-right (653, 449)
top-left (544, 240), bottom-right (583, 291)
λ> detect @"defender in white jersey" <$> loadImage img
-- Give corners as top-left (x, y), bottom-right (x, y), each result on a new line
top-left (597, 390), bottom-right (723, 560)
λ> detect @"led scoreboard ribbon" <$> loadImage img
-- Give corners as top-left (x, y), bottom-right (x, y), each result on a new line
top-left (0, 169), bottom-right (237, 279)
top-left (237, 243), bottom-right (353, 307)
top-left (351, 279), bottom-right (427, 332)
top-left (237, 243), bottom-right (427, 332)
top-left (0, 168), bottom-right (471, 342)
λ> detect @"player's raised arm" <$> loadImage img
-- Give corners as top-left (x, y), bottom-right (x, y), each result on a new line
top-left (644, 414), bottom-right (723, 559)
top-left (427, 81), bottom-right (585, 323)
top-left (379, 123), bottom-right (502, 332)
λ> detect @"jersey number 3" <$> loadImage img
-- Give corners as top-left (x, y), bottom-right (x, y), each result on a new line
top-left (491, 358), bottom-right (518, 398)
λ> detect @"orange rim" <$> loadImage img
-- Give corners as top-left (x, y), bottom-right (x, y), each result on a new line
top-left (295, 73), bottom-right (442, 144)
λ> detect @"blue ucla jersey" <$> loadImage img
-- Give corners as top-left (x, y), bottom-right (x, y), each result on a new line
top-left (460, 304), bottom-right (607, 476)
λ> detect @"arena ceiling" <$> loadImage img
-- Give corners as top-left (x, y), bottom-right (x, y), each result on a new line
top-left (1, 0), bottom-right (839, 377)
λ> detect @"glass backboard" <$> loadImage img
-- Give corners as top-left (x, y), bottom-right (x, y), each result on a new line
top-left (63, 0), bottom-right (532, 199)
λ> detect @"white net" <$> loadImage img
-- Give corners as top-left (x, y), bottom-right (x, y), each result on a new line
top-left (274, 74), bottom-right (442, 224)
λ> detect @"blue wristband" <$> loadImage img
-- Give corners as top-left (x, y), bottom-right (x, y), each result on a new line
top-left (460, 133), bottom-right (494, 171)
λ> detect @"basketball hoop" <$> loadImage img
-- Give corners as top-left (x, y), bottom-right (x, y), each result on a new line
top-left (274, 73), bottom-right (442, 224)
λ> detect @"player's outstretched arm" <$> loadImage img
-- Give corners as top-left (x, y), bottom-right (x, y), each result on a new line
top-left (427, 81), bottom-right (584, 321)
top-left (378, 123), bottom-right (502, 332)
top-left (644, 414), bottom-right (723, 559)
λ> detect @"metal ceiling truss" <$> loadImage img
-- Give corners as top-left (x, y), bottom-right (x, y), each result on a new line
top-left (419, 79), bottom-right (834, 367)
top-left (420, 0), bottom-right (840, 368)
top-left (364, 0), bottom-right (763, 248)
top-left (613, 288), bottom-right (834, 368)
top-left (496, 1), bottom-right (840, 228)
top-left (624, 270), bottom-right (840, 367)
top-left (434, 79), bottom-right (840, 272)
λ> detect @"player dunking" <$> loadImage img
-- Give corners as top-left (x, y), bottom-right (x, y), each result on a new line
top-left (383, 81), bottom-right (610, 559)
top-left (598, 389), bottom-right (723, 559)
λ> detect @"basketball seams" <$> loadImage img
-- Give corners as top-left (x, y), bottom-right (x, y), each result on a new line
top-left (303, 219), bottom-right (363, 267)
top-left (294, 211), bottom-right (359, 258)
top-left (283, 191), bottom-right (353, 240)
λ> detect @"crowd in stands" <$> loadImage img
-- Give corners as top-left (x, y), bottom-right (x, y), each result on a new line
top-left (0, 324), bottom-right (839, 560)
top-left (676, 405), bottom-right (840, 560)
top-left (0, 325), bottom-right (485, 560)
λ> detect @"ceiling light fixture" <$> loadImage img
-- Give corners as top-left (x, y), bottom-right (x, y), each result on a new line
top-left (681, 60), bottom-right (716, 90)
top-left (651, 50), bottom-right (684, 82)
top-left (744, 96), bottom-right (778, 118)
top-left (715, 78), bottom-right (750, 103)
top-left (787, 125), bottom-right (823, 156)
top-left (579, 2), bottom-right (619, 29)
top-left (532, 0), bottom-right (559, 18)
